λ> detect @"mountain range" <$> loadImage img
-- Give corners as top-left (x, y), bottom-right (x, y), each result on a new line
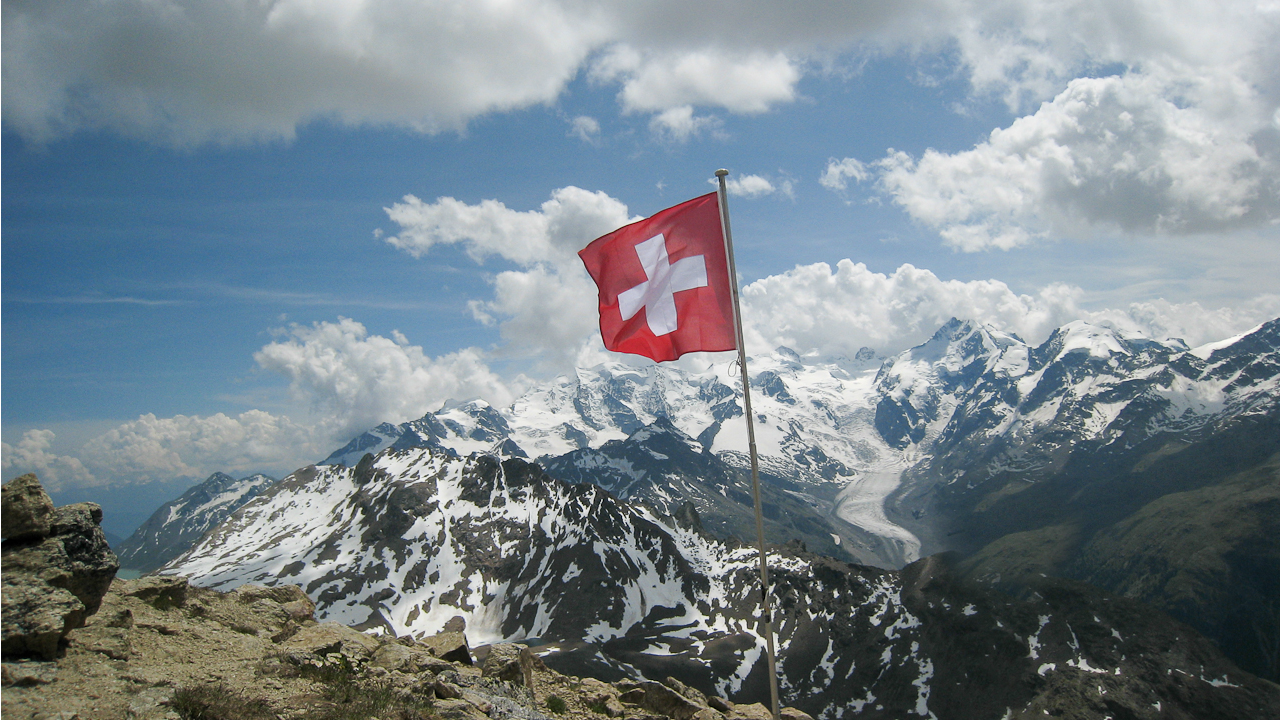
top-left (161, 448), bottom-right (1280, 718)
top-left (149, 316), bottom-right (1280, 688)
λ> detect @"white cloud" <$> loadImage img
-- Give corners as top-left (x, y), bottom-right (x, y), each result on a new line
top-left (569, 115), bottom-right (601, 143)
top-left (875, 71), bottom-right (1279, 249)
top-left (253, 318), bottom-right (519, 438)
top-left (648, 106), bottom-right (721, 142)
top-left (384, 186), bottom-right (637, 369)
top-left (3, 413), bottom-right (324, 492)
top-left (7, 0), bottom-right (1277, 168)
top-left (598, 47), bottom-right (800, 114)
top-left (2, 0), bottom-right (610, 144)
top-left (720, 174), bottom-right (777, 199)
top-left (2, 429), bottom-right (96, 491)
top-left (477, 266), bottom-right (602, 370)
top-left (738, 260), bottom-right (1278, 356)
top-left (384, 186), bottom-right (632, 268)
top-left (77, 411), bottom-right (321, 484)
top-left (820, 157), bottom-right (870, 191)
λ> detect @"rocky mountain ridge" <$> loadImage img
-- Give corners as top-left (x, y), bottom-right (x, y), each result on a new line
top-left (316, 318), bottom-right (1280, 573)
top-left (156, 453), bottom-right (1280, 719)
top-left (115, 471), bottom-right (277, 573)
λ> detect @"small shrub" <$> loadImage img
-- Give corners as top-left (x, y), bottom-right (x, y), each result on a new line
top-left (290, 653), bottom-right (435, 720)
top-left (588, 699), bottom-right (610, 714)
top-left (546, 695), bottom-right (568, 714)
top-left (172, 683), bottom-right (274, 720)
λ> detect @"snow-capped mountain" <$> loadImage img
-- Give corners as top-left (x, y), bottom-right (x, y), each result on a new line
top-left (161, 448), bottom-right (1280, 718)
top-left (875, 318), bottom-right (1280, 552)
top-left (115, 471), bottom-right (277, 572)
top-left (323, 347), bottom-right (890, 488)
top-left (318, 317), bottom-right (1280, 572)
top-left (320, 346), bottom-right (912, 566)
top-left (291, 316), bottom-right (1280, 681)
top-left (538, 417), bottom-right (856, 562)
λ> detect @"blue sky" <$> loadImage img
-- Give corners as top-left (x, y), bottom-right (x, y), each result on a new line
top-left (4, 1), bottom-right (1279, 534)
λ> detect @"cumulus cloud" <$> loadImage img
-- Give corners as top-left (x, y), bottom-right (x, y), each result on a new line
top-left (819, 157), bottom-right (870, 191)
top-left (384, 186), bottom-right (632, 267)
top-left (738, 261), bottom-right (1277, 356)
top-left (595, 46), bottom-right (801, 114)
top-left (384, 186), bottom-right (637, 369)
top-left (2, 0), bottom-right (610, 143)
top-left (709, 174), bottom-right (778, 199)
top-left (7, 0), bottom-right (1277, 177)
top-left (648, 106), bottom-right (721, 142)
top-left (1, 430), bottom-right (96, 491)
top-left (569, 115), bottom-right (601, 143)
top-left (78, 411), bottom-right (321, 483)
top-left (876, 72), bottom-right (1280, 250)
top-left (2, 1), bottom-right (858, 143)
top-left (254, 318), bottom-right (519, 438)
top-left (2, 412), bottom-right (324, 491)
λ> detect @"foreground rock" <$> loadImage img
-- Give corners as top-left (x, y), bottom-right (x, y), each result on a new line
top-left (1, 575), bottom-right (818, 720)
top-left (2, 474), bottom-right (119, 659)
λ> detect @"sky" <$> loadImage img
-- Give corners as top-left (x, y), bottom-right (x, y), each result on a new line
top-left (3, 0), bottom-right (1280, 534)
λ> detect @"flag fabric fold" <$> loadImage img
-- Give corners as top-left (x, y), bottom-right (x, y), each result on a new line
top-left (578, 192), bottom-right (737, 362)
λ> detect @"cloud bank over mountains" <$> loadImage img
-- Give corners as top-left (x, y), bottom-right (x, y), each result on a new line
top-left (11, 183), bottom-right (1276, 492)
top-left (5, 0), bottom-right (1278, 491)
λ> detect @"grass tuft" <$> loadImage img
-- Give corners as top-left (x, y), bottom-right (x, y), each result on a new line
top-left (172, 683), bottom-right (274, 720)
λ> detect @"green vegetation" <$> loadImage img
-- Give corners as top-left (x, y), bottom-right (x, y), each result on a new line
top-left (172, 683), bottom-right (274, 720)
top-left (260, 652), bottom-right (436, 720)
top-left (546, 694), bottom-right (568, 714)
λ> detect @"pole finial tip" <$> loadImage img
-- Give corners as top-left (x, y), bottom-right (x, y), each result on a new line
top-left (715, 169), bottom-right (729, 177)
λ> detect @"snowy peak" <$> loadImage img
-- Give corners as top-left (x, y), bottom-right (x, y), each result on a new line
top-left (115, 471), bottom-right (277, 573)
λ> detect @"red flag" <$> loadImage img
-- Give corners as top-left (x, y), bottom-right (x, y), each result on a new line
top-left (579, 192), bottom-right (737, 362)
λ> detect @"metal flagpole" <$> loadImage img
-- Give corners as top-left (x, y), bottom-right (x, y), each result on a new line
top-left (715, 169), bottom-right (781, 720)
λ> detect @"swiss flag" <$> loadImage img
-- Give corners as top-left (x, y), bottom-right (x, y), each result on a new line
top-left (579, 192), bottom-right (737, 362)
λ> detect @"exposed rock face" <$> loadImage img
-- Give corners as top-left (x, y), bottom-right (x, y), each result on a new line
top-left (1, 475), bottom-right (56, 541)
top-left (2, 576), bottom-right (823, 720)
top-left (1, 474), bottom-right (119, 660)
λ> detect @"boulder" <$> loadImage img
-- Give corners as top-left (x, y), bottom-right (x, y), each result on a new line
top-left (580, 677), bottom-right (627, 717)
top-left (779, 708), bottom-right (814, 720)
top-left (280, 621), bottom-right (379, 661)
top-left (420, 629), bottom-right (473, 665)
top-left (728, 703), bottom-right (774, 720)
top-left (663, 676), bottom-right (710, 705)
top-left (481, 642), bottom-right (535, 687)
top-left (371, 641), bottom-right (436, 673)
top-left (707, 696), bottom-right (734, 714)
top-left (636, 681), bottom-right (710, 720)
top-left (1, 475), bottom-right (55, 541)
top-left (119, 576), bottom-right (189, 610)
top-left (2, 475), bottom-right (119, 660)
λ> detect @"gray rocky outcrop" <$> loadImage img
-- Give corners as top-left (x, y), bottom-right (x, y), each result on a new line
top-left (420, 627), bottom-right (474, 664)
top-left (1, 475), bottom-right (56, 541)
top-left (1, 474), bottom-right (119, 660)
top-left (483, 642), bottom-right (537, 687)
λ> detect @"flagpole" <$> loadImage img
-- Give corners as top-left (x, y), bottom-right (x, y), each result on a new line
top-left (715, 169), bottom-right (781, 720)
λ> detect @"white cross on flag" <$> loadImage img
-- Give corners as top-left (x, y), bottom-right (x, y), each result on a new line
top-left (579, 192), bottom-right (737, 362)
